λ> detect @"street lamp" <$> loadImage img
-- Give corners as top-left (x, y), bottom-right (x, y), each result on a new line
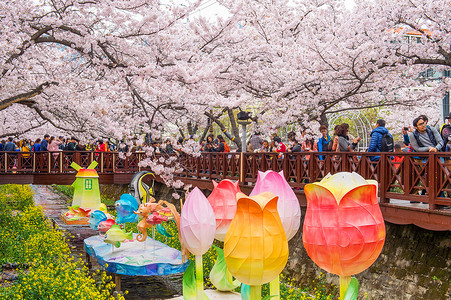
top-left (237, 111), bottom-right (252, 153)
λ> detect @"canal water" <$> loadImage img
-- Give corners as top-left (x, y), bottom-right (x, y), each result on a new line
top-left (32, 185), bottom-right (183, 299)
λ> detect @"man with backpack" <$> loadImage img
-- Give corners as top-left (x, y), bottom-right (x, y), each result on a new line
top-left (409, 116), bottom-right (443, 153)
top-left (409, 116), bottom-right (448, 207)
top-left (367, 119), bottom-right (393, 161)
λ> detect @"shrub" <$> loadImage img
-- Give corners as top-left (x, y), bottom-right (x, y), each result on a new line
top-left (0, 185), bottom-right (124, 300)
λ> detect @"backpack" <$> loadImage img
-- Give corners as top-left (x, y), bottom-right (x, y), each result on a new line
top-left (224, 143), bottom-right (230, 152)
top-left (380, 133), bottom-right (394, 152)
top-left (413, 127), bottom-right (437, 149)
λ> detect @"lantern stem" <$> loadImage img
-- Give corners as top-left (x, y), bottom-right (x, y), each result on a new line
top-left (269, 275), bottom-right (280, 300)
top-left (226, 267), bottom-right (233, 283)
top-left (339, 275), bottom-right (351, 300)
top-left (250, 285), bottom-right (261, 300)
top-left (195, 255), bottom-right (204, 299)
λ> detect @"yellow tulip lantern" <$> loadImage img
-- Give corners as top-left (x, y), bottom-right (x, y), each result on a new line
top-left (224, 192), bottom-right (289, 299)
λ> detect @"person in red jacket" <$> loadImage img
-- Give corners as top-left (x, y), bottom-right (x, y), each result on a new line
top-left (96, 139), bottom-right (107, 152)
top-left (272, 136), bottom-right (286, 153)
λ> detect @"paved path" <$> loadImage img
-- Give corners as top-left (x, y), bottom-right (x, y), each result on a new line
top-left (32, 185), bottom-right (97, 258)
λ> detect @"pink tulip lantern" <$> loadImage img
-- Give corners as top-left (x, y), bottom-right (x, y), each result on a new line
top-left (250, 170), bottom-right (301, 299)
top-left (207, 179), bottom-right (241, 241)
top-left (180, 187), bottom-right (216, 299)
top-left (250, 170), bottom-right (301, 240)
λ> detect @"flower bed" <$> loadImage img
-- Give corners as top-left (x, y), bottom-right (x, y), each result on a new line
top-left (0, 184), bottom-right (124, 300)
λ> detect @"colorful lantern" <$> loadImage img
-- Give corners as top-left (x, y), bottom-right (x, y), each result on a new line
top-left (115, 194), bottom-right (139, 224)
top-left (250, 170), bottom-right (301, 241)
top-left (97, 219), bottom-right (116, 233)
top-left (303, 172), bottom-right (385, 299)
top-left (207, 179), bottom-right (241, 241)
top-left (104, 225), bottom-right (133, 248)
top-left (250, 170), bottom-right (301, 300)
top-left (88, 210), bottom-right (107, 230)
top-left (70, 162), bottom-right (102, 210)
top-left (224, 192), bottom-right (288, 299)
top-left (180, 187), bottom-right (216, 299)
top-left (180, 187), bottom-right (216, 255)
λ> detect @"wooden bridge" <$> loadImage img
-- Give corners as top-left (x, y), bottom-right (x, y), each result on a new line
top-left (0, 150), bottom-right (450, 231)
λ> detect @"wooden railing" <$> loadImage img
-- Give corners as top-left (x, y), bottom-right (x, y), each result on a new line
top-left (178, 152), bottom-right (451, 210)
top-left (1, 151), bottom-right (451, 210)
top-left (0, 151), bottom-right (147, 174)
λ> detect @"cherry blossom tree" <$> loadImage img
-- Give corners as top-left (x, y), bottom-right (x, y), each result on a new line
top-left (1, 0), bottom-right (448, 142)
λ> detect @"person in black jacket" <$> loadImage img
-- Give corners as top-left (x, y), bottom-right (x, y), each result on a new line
top-left (202, 134), bottom-right (215, 152)
top-left (212, 135), bottom-right (226, 152)
top-left (287, 131), bottom-right (302, 152)
top-left (40, 134), bottom-right (50, 151)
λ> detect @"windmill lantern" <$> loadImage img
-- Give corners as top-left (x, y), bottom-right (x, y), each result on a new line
top-left (70, 161), bottom-right (102, 210)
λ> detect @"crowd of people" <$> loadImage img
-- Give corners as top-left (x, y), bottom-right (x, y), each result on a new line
top-left (0, 136), bottom-right (120, 154)
top-left (0, 134), bottom-right (185, 157)
top-left (1, 114), bottom-right (451, 210)
top-left (3, 114), bottom-right (451, 158)
top-left (223, 114), bottom-right (451, 162)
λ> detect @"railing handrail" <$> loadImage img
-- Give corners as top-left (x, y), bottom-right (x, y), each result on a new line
top-left (1, 150), bottom-right (450, 210)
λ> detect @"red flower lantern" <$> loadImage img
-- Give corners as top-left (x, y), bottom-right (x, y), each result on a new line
top-left (303, 172), bottom-right (385, 298)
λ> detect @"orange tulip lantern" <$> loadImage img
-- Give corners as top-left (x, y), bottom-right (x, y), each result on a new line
top-left (303, 172), bottom-right (385, 299)
top-left (224, 192), bottom-right (289, 299)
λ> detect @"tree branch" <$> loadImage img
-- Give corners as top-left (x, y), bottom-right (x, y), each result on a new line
top-left (0, 81), bottom-right (58, 111)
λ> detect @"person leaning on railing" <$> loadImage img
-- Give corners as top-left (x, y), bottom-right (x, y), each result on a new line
top-left (334, 125), bottom-right (360, 152)
top-left (408, 116), bottom-right (449, 208)
top-left (21, 139), bottom-right (31, 158)
top-left (408, 116), bottom-right (443, 155)
top-left (317, 125), bottom-right (332, 160)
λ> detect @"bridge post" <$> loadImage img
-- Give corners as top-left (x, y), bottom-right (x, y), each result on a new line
top-left (309, 152), bottom-right (315, 183)
top-left (428, 153), bottom-right (437, 210)
top-left (59, 152), bottom-right (63, 173)
top-left (112, 153), bottom-right (116, 173)
top-left (208, 153), bottom-right (213, 180)
top-left (404, 154), bottom-right (412, 197)
top-left (48, 152), bottom-right (51, 173)
top-left (100, 152), bottom-right (104, 173)
top-left (138, 153), bottom-right (141, 172)
top-left (341, 153), bottom-right (348, 172)
top-left (379, 153), bottom-right (389, 203)
top-left (33, 153), bottom-right (36, 173)
top-left (239, 152), bottom-right (245, 184)
top-left (4, 153), bottom-right (7, 172)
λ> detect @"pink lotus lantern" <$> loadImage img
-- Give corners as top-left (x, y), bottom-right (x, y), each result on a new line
top-left (180, 187), bottom-right (216, 299)
top-left (207, 180), bottom-right (241, 241)
top-left (250, 170), bottom-right (301, 241)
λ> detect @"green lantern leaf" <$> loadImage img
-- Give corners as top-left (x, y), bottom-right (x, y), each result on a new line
top-left (156, 223), bottom-right (173, 237)
top-left (241, 284), bottom-right (250, 300)
top-left (183, 260), bottom-right (196, 300)
top-left (209, 245), bottom-right (240, 291)
top-left (262, 296), bottom-right (277, 300)
top-left (343, 277), bottom-right (359, 300)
